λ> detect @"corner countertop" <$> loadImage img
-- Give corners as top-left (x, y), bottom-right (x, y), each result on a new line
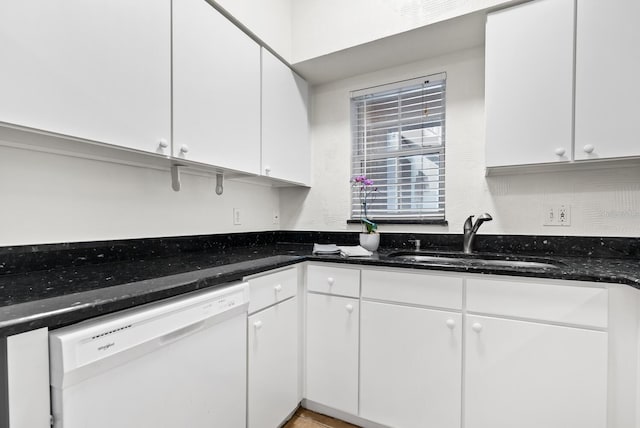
top-left (1, 242), bottom-right (639, 337)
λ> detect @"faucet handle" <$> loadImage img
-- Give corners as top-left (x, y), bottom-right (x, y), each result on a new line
top-left (464, 215), bottom-right (474, 232)
top-left (408, 239), bottom-right (421, 251)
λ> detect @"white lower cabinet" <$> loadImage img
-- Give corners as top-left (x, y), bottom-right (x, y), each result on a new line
top-left (465, 315), bottom-right (608, 428)
top-left (248, 297), bottom-right (299, 428)
top-left (305, 292), bottom-right (359, 415)
top-left (299, 266), bottom-right (615, 428)
top-left (360, 301), bottom-right (462, 428)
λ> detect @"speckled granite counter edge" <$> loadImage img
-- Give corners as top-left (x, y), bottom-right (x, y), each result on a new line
top-left (0, 256), bottom-right (302, 337)
top-left (2, 249), bottom-right (639, 337)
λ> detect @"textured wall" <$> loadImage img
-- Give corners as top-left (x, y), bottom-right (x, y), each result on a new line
top-left (280, 46), bottom-right (640, 237)
top-left (0, 146), bottom-right (281, 246)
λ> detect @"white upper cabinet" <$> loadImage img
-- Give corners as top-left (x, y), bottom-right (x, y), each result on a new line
top-left (0, 0), bottom-right (171, 155)
top-left (485, 0), bottom-right (575, 167)
top-left (172, 0), bottom-right (261, 173)
top-left (574, 0), bottom-right (640, 161)
top-left (261, 49), bottom-right (311, 185)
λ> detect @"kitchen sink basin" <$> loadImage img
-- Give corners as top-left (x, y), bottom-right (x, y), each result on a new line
top-left (387, 252), bottom-right (564, 270)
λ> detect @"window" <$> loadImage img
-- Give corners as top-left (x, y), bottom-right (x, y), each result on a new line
top-left (350, 73), bottom-right (446, 223)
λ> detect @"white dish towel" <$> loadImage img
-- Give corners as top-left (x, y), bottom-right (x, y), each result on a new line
top-left (337, 245), bottom-right (373, 257)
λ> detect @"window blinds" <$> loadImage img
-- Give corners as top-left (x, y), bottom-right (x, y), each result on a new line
top-left (350, 73), bottom-right (446, 221)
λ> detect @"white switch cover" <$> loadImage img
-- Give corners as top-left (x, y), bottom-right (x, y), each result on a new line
top-left (543, 204), bottom-right (571, 226)
top-left (272, 210), bottom-right (280, 225)
top-left (543, 205), bottom-right (556, 226)
top-left (233, 208), bottom-right (242, 225)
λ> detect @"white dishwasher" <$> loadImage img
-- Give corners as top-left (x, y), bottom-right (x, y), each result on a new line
top-left (49, 282), bottom-right (249, 428)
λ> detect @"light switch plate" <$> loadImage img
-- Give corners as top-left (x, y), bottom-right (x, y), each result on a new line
top-left (233, 208), bottom-right (242, 225)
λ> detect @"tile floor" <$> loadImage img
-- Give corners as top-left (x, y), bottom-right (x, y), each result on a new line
top-left (283, 408), bottom-right (359, 428)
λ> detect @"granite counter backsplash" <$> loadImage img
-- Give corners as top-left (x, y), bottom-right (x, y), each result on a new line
top-left (2, 231), bottom-right (638, 276)
top-left (0, 231), bottom-right (638, 336)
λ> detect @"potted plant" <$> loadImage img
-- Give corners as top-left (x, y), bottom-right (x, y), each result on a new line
top-left (352, 175), bottom-right (380, 251)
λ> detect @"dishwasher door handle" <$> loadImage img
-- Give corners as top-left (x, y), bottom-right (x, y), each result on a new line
top-left (159, 320), bottom-right (206, 344)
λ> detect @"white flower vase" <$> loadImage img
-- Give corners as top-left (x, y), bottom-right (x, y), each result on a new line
top-left (359, 233), bottom-right (380, 252)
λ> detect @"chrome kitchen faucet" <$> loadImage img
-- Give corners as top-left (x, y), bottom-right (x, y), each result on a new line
top-left (463, 213), bottom-right (493, 254)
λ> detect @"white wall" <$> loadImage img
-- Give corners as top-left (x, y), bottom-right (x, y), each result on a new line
top-left (213, 0), bottom-right (292, 62)
top-left (280, 46), bottom-right (640, 237)
top-left (291, 0), bottom-right (518, 63)
top-left (0, 146), bottom-right (280, 246)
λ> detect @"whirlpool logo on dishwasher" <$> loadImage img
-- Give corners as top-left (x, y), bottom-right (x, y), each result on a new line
top-left (97, 342), bottom-right (116, 352)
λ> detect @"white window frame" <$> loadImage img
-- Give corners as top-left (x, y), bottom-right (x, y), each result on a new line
top-left (350, 73), bottom-right (446, 223)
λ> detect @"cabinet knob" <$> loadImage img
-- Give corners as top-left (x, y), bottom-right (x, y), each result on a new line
top-left (274, 284), bottom-right (282, 292)
top-left (180, 144), bottom-right (189, 154)
top-left (472, 322), bottom-right (483, 333)
top-left (583, 144), bottom-right (595, 154)
top-left (253, 321), bottom-right (263, 330)
top-left (158, 139), bottom-right (169, 149)
top-left (264, 166), bottom-right (271, 175)
top-left (345, 304), bottom-right (354, 313)
top-left (446, 319), bottom-right (456, 329)
top-left (327, 277), bottom-right (335, 286)
top-left (554, 147), bottom-right (566, 156)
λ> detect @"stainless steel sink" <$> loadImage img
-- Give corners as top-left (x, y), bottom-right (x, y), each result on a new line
top-left (388, 252), bottom-right (563, 270)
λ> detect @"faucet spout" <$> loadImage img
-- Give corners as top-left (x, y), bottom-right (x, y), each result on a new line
top-left (463, 213), bottom-right (493, 254)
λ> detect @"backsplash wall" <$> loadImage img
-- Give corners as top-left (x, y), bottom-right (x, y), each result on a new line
top-left (0, 145), bottom-right (281, 246)
top-left (280, 46), bottom-right (640, 237)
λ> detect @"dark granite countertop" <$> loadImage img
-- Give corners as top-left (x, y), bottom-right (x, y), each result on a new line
top-left (0, 232), bottom-right (639, 337)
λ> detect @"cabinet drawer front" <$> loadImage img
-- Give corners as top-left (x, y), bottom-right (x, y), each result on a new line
top-left (362, 270), bottom-right (463, 310)
top-left (307, 265), bottom-right (360, 297)
top-left (247, 267), bottom-right (297, 313)
top-left (467, 277), bottom-right (608, 328)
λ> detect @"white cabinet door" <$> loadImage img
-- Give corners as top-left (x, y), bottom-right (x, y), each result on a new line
top-left (173, 0), bottom-right (261, 173)
top-left (575, 0), bottom-right (640, 160)
top-left (248, 297), bottom-right (299, 428)
top-left (261, 49), bottom-right (310, 185)
top-left (305, 293), bottom-right (358, 414)
top-left (465, 315), bottom-right (608, 428)
top-left (360, 301), bottom-right (462, 428)
top-left (0, 0), bottom-right (171, 155)
top-left (485, 0), bottom-right (574, 167)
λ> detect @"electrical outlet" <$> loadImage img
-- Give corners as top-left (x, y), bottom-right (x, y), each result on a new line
top-left (233, 208), bottom-right (242, 225)
top-left (543, 204), bottom-right (571, 226)
top-left (272, 210), bottom-right (280, 225)
top-left (558, 204), bottom-right (571, 226)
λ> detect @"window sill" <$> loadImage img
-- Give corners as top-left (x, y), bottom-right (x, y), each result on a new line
top-left (347, 219), bottom-right (448, 226)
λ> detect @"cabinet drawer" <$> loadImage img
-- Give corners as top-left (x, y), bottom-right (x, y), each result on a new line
top-left (362, 269), bottom-right (462, 310)
top-left (467, 277), bottom-right (608, 328)
top-left (247, 267), bottom-right (297, 314)
top-left (307, 265), bottom-right (360, 297)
